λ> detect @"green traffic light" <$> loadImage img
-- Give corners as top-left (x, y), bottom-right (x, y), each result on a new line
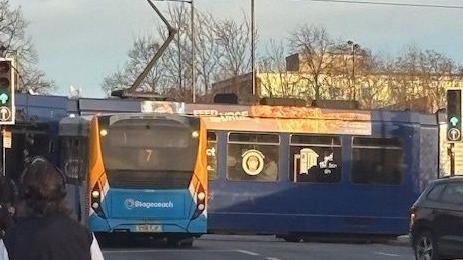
top-left (0, 93), bottom-right (8, 105)
top-left (450, 116), bottom-right (460, 127)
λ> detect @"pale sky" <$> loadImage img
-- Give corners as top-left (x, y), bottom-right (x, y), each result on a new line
top-left (13, 0), bottom-right (463, 98)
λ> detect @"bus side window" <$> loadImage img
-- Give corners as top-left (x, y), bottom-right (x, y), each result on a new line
top-left (290, 135), bottom-right (342, 183)
top-left (207, 132), bottom-right (218, 180)
top-left (227, 132), bottom-right (279, 182)
top-left (351, 137), bottom-right (404, 185)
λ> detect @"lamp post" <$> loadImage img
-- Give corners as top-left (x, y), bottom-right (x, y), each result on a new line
top-left (347, 40), bottom-right (359, 101)
top-left (155, 0), bottom-right (195, 102)
top-left (251, 0), bottom-right (256, 96)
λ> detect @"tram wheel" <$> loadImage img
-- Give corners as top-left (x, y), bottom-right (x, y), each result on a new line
top-left (166, 237), bottom-right (194, 248)
top-left (280, 235), bottom-right (302, 243)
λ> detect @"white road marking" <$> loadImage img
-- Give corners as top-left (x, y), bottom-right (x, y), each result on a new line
top-left (235, 249), bottom-right (261, 256)
top-left (375, 251), bottom-right (401, 257)
top-left (265, 257), bottom-right (284, 260)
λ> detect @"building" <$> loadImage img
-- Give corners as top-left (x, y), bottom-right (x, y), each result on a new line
top-left (209, 52), bottom-right (463, 113)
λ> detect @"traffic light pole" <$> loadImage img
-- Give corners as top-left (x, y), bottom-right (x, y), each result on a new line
top-left (2, 127), bottom-right (5, 176)
top-left (450, 143), bottom-right (455, 177)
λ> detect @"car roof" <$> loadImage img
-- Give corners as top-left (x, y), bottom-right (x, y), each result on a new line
top-left (432, 176), bottom-right (463, 185)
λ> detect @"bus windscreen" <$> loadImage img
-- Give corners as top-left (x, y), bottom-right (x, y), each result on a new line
top-left (99, 117), bottom-right (199, 189)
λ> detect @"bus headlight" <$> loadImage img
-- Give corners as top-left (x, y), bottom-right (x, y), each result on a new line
top-left (92, 202), bottom-right (99, 209)
top-left (192, 131), bottom-right (199, 138)
top-left (100, 129), bottom-right (108, 137)
top-left (197, 192), bottom-right (206, 201)
top-left (92, 190), bottom-right (100, 199)
top-left (197, 204), bottom-right (205, 211)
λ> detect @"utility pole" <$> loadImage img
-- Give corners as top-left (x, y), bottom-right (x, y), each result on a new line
top-left (347, 40), bottom-right (359, 101)
top-left (251, 0), bottom-right (256, 96)
top-left (191, 0), bottom-right (196, 103)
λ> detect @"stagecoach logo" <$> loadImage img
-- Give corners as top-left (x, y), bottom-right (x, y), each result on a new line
top-left (124, 199), bottom-right (174, 210)
top-left (242, 149), bottom-right (265, 176)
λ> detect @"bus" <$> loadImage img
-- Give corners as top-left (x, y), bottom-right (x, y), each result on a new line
top-left (59, 113), bottom-right (208, 246)
top-left (142, 100), bottom-right (439, 241)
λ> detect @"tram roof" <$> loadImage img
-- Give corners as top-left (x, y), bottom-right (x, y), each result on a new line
top-left (140, 101), bottom-right (438, 125)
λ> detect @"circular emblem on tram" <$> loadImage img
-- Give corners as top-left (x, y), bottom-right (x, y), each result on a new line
top-left (242, 149), bottom-right (265, 176)
top-left (125, 199), bottom-right (135, 210)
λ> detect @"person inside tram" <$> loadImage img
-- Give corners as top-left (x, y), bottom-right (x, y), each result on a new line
top-left (1, 157), bottom-right (104, 260)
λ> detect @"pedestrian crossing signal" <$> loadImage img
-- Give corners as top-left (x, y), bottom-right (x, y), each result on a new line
top-left (0, 58), bottom-right (15, 125)
top-left (447, 89), bottom-right (462, 142)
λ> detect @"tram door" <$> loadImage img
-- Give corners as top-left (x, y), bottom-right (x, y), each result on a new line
top-left (59, 117), bottom-right (89, 224)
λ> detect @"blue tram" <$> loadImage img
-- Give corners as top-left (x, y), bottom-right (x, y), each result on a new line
top-left (140, 101), bottom-right (440, 240)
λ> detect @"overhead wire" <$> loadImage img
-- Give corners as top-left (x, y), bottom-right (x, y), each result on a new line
top-left (304, 0), bottom-right (463, 9)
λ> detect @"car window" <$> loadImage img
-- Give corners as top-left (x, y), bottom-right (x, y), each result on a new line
top-left (441, 182), bottom-right (463, 205)
top-left (426, 184), bottom-right (446, 201)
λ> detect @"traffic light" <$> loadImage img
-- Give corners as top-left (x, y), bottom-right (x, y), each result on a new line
top-left (0, 58), bottom-right (14, 125)
top-left (447, 89), bottom-right (462, 142)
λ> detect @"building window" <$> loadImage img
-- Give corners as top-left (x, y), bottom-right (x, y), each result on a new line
top-left (227, 133), bottom-right (279, 182)
top-left (207, 132), bottom-right (218, 180)
top-left (351, 137), bottom-right (404, 185)
top-left (290, 135), bottom-right (342, 183)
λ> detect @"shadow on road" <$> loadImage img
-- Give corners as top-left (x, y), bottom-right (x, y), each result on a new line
top-left (96, 234), bottom-right (198, 250)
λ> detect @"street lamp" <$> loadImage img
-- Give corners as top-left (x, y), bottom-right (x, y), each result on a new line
top-left (347, 40), bottom-right (359, 101)
top-left (155, 0), bottom-right (195, 103)
top-left (251, 0), bottom-right (256, 96)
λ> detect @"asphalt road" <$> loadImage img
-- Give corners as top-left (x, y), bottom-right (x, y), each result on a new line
top-left (103, 235), bottom-right (414, 260)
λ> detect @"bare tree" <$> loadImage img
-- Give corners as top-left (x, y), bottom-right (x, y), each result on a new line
top-left (384, 45), bottom-right (461, 112)
top-left (195, 12), bottom-right (221, 94)
top-left (102, 5), bottom-right (252, 100)
top-left (258, 39), bottom-right (305, 98)
top-left (289, 24), bottom-right (337, 100)
top-left (0, 0), bottom-right (54, 93)
top-left (213, 15), bottom-right (252, 95)
top-left (102, 37), bottom-right (164, 95)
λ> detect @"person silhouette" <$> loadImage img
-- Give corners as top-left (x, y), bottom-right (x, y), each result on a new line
top-left (2, 157), bottom-right (104, 260)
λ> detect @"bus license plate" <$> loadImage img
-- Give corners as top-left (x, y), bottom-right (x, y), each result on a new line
top-left (135, 225), bottom-right (163, 233)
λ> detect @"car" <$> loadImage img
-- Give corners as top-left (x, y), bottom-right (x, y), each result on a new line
top-left (410, 177), bottom-right (463, 260)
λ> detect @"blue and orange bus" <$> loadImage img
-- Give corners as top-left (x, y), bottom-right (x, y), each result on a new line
top-left (59, 113), bottom-right (208, 246)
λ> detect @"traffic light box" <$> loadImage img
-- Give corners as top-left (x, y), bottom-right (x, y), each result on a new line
top-left (0, 58), bottom-right (15, 125)
top-left (447, 89), bottom-right (462, 142)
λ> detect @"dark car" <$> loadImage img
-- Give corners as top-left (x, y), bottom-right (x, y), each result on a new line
top-left (410, 177), bottom-right (463, 260)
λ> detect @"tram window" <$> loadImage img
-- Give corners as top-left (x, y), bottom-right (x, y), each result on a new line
top-left (229, 133), bottom-right (279, 144)
top-left (207, 132), bottom-right (218, 180)
top-left (290, 135), bottom-right (342, 183)
top-left (60, 137), bottom-right (87, 183)
top-left (351, 137), bottom-right (404, 185)
top-left (227, 133), bottom-right (279, 182)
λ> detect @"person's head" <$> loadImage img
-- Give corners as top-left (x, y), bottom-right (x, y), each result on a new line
top-left (0, 175), bottom-right (16, 237)
top-left (20, 157), bottom-right (68, 217)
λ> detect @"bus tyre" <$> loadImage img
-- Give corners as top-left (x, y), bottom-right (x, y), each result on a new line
top-left (413, 231), bottom-right (440, 260)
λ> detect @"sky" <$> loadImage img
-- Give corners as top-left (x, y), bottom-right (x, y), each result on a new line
top-left (13, 0), bottom-right (463, 98)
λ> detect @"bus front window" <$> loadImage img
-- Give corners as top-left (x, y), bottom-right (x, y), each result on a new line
top-left (99, 117), bottom-right (199, 189)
